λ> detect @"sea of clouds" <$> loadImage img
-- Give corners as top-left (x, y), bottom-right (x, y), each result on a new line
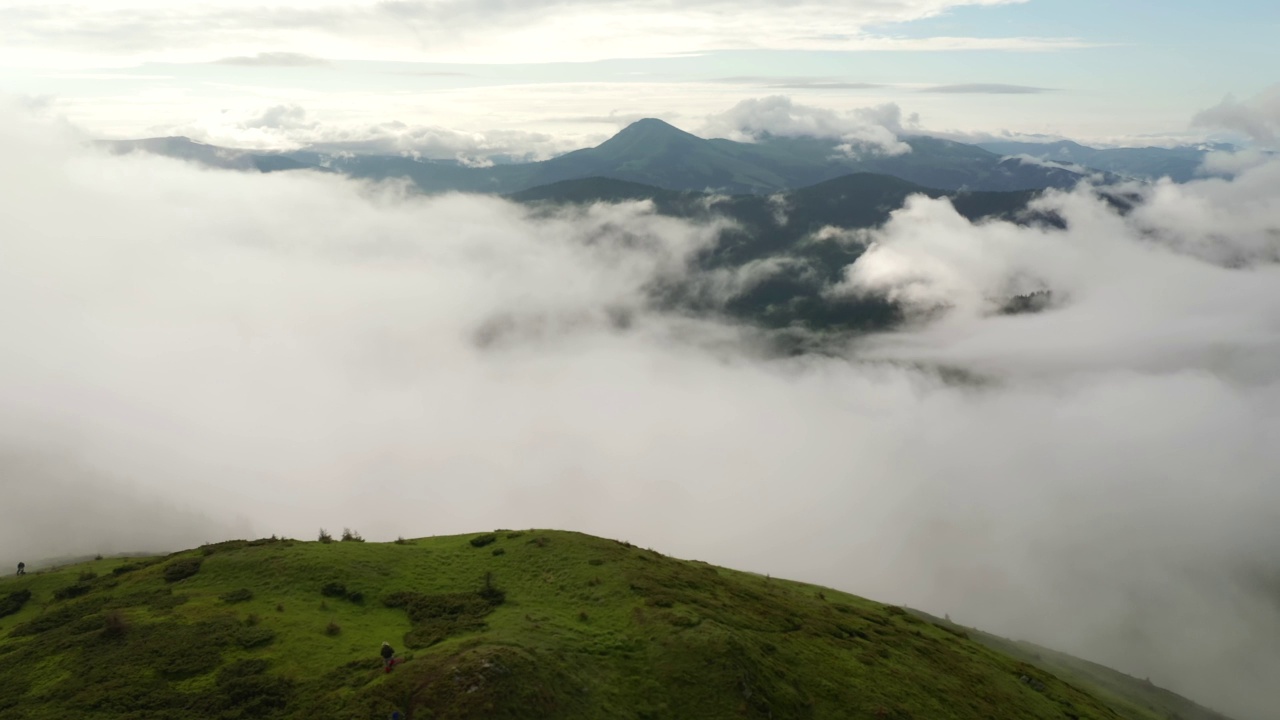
top-left (1, 103), bottom-right (1278, 718)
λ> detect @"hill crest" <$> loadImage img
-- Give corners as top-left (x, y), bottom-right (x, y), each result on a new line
top-left (0, 530), bottom-right (1230, 720)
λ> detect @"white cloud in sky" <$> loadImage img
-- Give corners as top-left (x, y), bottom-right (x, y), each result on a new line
top-left (2, 104), bottom-right (1280, 717)
top-left (1200, 147), bottom-right (1275, 176)
top-left (0, 0), bottom-right (1084, 66)
top-left (701, 95), bottom-right (914, 156)
top-left (1193, 83), bottom-right (1280, 147)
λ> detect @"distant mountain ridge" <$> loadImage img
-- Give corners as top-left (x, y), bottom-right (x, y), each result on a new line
top-left (99, 137), bottom-right (325, 174)
top-left (98, 127), bottom-right (1094, 339)
top-left (105, 118), bottom-right (1110, 195)
top-left (975, 139), bottom-right (1232, 182)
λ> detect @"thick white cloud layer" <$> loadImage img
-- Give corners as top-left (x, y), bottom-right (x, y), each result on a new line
top-left (2, 107), bottom-right (1279, 718)
top-left (0, 0), bottom-right (1074, 66)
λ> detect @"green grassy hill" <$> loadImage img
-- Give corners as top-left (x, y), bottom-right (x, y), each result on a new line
top-left (910, 612), bottom-right (1233, 720)
top-left (0, 531), bottom-right (1215, 720)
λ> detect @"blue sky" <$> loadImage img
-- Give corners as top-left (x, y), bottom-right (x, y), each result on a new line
top-left (0, 0), bottom-right (1275, 154)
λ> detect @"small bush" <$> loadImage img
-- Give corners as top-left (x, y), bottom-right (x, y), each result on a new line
top-left (340, 527), bottom-right (365, 542)
top-left (101, 610), bottom-right (130, 639)
top-left (588, 559), bottom-right (604, 566)
top-left (94, 553), bottom-right (104, 561)
top-left (53, 583), bottom-right (92, 601)
top-left (578, 611), bottom-right (589, 622)
top-left (325, 621), bottom-right (342, 636)
top-left (318, 528), bottom-right (333, 543)
top-left (112, 563), bottom-right (142, 576)
top-left (529, 536), bottom-right (549, 548)
top-left (79, 570), bottom-right (99, 582)
top-left (491, 548), bottom-right (506, 557)
top-left (479, 572), bottom-right (506, 605)
top-left (394, 536), bottom-right (410, 545)
top-left (237, 625), bottom-right (276, 649)
top-left (221, 588), bottom-right (254, 604)
top-left (0, 589), bottom-right (33, 618)
top-left (276, 603), bottom-right (285, 612)
top-left (506, 531), bottom-right (524, 539)
top-left (11, 596), bottom-right (109, 636)
top-left (469, 533), bottom-right (498, 548)
top-left (244, 613), bottom-right (262, 627)
top-left (163, 557), bottom-right (202, 583)
top-left (320, 582), bottom-right (348, 598)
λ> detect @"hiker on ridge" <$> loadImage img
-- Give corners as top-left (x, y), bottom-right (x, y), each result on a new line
top-left (15, 562), bottom-right (24, 576)
top-left (381, 642), bottom-right (396, 672)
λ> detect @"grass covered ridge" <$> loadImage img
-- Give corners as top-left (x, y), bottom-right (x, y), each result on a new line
top-left (0, 531), bottom-right (1198, 719)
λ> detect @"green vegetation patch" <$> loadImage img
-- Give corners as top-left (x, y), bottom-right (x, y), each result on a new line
top-left (0, 530), bottom-right (1227, 720)
top-left (382, 584), bottom-right (505, 649)
top-left (162, 557), bottom-right (202, 583)
top-left (0, 590), bottom-right (31, 619)
top-left (52, 583), bottom-right (93, 601)
top-left (219, 588), bottom-right (254, 604)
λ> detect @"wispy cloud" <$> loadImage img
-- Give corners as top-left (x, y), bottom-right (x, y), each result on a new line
top-left (712, 76), bottom-right (883, 90)
top-left (700, 95), bottom-right (914, 155)
top-left (919, 83), bottom-right (1053, 94)
top-left (0, 1), bottom-right (1089, 66)
top-left (213, 51), bottom-right (330, 67)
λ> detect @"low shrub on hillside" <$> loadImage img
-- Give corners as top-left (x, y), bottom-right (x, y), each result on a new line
top-left (163, 557), bottom-right (202, 583)
top-left (77, 570), bottom-right (98, 582)
top-left (101, 610), bottom-right (130, 639)
top-left (321, 581), bottom-right (348, 598)
top-left (325, 621), bottom-right (342, 636)
top-left (341, 528), bottom-right (365, 542)
top-left (469, 533), bottom-right (497, 548)
top-left (491, 547), bottom-right (505, 556)
top-left (220, 588), bottom-right (254, 604)
top-left (382, 582), bottom-right (506, 649)
top-left (0, 589), bottom-right (32, 619)
top-left (112, 563), bottom-right (142, 576)
top-left (212, 659), bottom-right (296, 716)
top-left (934, 622), bottom-right (969, 640)
top-left (318, 528), bottom-right (334, 543)
top-left (52, 583), bottom-right (91, 601)
top-left (479, 572), bottom-right (506, 606)
top-left (319, 581), bottom-right (366, 605)
top-left (236, 625), bottom-right (276, 649)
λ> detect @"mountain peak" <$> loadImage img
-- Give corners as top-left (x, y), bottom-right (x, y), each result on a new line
top-left (619, 117), bottom-right (688, 134)
top-left (599, 118), bottom-right (703, 150)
